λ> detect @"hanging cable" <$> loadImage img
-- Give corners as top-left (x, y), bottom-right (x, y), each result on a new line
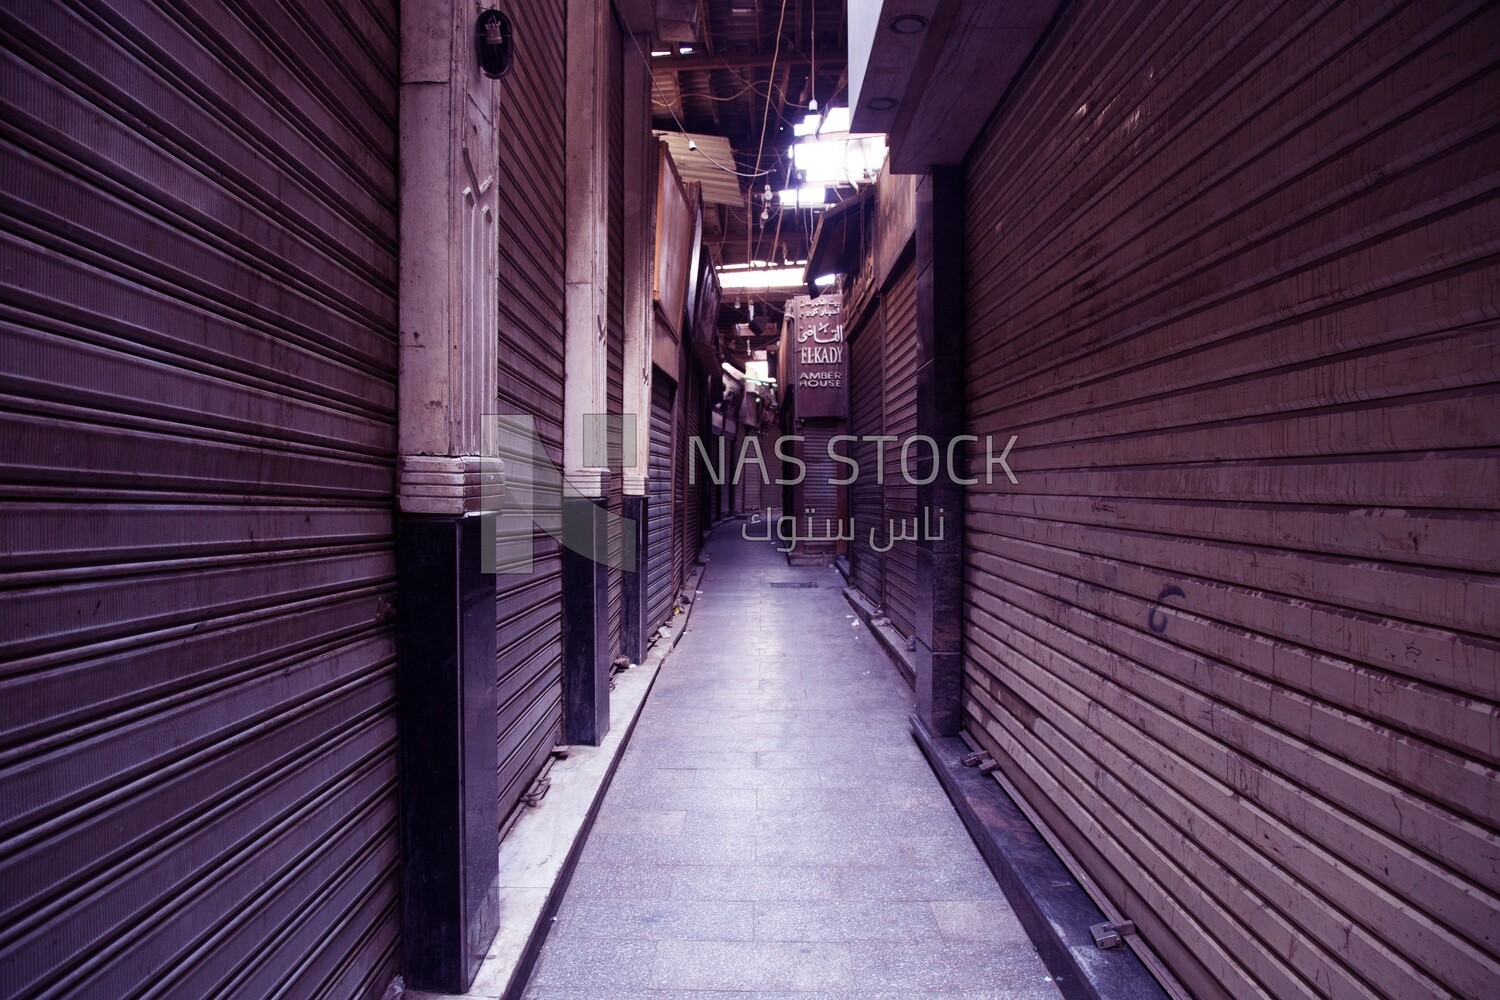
top-left (629, 32), bottom-right (775, 180)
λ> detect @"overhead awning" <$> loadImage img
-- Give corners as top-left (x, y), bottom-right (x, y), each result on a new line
top-left (655, 132), bottom-right (746, 206)
top-left (802, 187), bottom-right (873, 296)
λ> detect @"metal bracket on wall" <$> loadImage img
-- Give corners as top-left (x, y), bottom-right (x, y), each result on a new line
top-left (521, 774), bottom-right (552, 807)
top-left (1090, 920), bottom-right (1137, 950)
top-left (960, 750), bottom-right (998, 772)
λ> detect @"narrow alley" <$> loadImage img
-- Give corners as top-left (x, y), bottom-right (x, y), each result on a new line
top-left (525, 525), bottom-right (1060, 998)
top-left (2, 1), bottom-right (1496, 999)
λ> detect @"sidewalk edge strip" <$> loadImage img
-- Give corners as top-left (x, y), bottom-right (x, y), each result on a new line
top-left (909, 713), bottom-right (1169, 1000)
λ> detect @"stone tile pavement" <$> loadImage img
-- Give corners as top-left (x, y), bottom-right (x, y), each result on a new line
top-left (522, 524), bottom-right (1063, 1000)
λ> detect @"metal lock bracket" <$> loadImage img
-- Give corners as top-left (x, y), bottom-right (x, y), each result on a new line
top-left (1089, 919), bottom-right (1137, 950)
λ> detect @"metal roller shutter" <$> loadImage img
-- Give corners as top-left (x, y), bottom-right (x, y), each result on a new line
top-left (848, 307), bottom-right (885, 603)
top-left (881, 264), bottom-right (919, 639)
top-left (961, 3), bottom-right (1500, 998)
top-left (742, 429), bottom-right (764, 516)
top-left (0, 1), bottom-right (400, 996)
top-left (797, 421), bottom-right (842, 560)
top-left (671, 374), bottom-right (686, 596)
top-left (646, 375), bottom-right (675, 631)
top-left (495, 0), bottom-right (566, 824)
top-left (680, 371), bottom-right (704, 571)
top-left (605, 10), bottom-right (625, 666)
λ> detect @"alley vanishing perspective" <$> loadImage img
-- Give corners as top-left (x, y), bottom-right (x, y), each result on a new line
top-left (525, 526), bottom-right (1062, 998)
top-left (1, 1), bottom-right (1497, 999)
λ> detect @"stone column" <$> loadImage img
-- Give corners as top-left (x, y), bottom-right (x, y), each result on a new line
top-left (913, 167), bottom-right (966, 737)
top-left (560, 0), bottom-right (613, 743)
top-left (393, 0), bottom-right (502, 990)
top-left (621, 40), bottom-right (657, 664)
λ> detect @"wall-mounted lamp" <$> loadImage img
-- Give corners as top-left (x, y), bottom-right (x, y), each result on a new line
top-left (476, 9), bottom-right (514, 79)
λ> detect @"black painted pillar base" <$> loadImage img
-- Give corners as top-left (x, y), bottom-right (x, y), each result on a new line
top-left (914, 165), bottom-right (967, 738)
top-left (395, 513), bottom-right (500, 993)
top-left (622, 494), bottom-right (648, 664)
top-left (561, 496), bottom-right (611, 745)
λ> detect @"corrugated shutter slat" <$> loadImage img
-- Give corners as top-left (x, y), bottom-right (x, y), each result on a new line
top-left (495, 0), bottom-right (567, 824)
top-left (960, 2), bottom-right (1500, 998)
top-left (0, 1), bottom-right (401, 996)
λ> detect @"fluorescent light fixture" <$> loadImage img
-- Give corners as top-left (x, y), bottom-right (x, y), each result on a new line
top-left (813, 274), bottom-right (838, 288)
top-left (678, 44), bottom-right (694, 54)
top-left (650, 48), bottom-right (672, 56)
top-left (819, 107), bottom-right (853, 134)
top-left (779, 184), bottom-right (830, 209)
top-left (792, 134), bottom-right (888, 185)
top-left (791, 140), bottom-right (846, 185)
top-left (717, 265), bottom-right (808, 290)
top-left (720, 260), bottom-right (807, 271)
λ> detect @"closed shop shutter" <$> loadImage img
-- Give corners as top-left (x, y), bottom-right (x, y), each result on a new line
top-left (795, 420), bottom-right (842, 559)
top-left (0, 3), bottom-right (400, 997)
top-left (605, 10), bottom-right (625, 666)
top-left (743, 429), bottom-right (764, 515)
top-left (881, 264), bottom-right (919, 639)
top-left (494, 0), bottom-right (567, 826)
top-left (961, 3), bottom-right (1500, 999)
top-left (847, 307), bottom-right (885, 603)
top-left (680, 371), bottom-right (704, 570)
top-left (647, 374), bottom-right (675, 630)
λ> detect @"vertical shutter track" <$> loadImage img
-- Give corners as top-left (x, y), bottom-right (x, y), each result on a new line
top-left (881, 265), bottom-right (920, 639)
top-left (961, 3), bottom-right (1500, 999)
top-left (495, 0), bottom-right (566, 824)
top-left (647, 375), bottom-right (675, 630)
top-left (0, 1), bottom-right (401, 996)
top-left (848, 310), bottom-right (886, 603)
top-left (605, 11), bottom-right (625, 666)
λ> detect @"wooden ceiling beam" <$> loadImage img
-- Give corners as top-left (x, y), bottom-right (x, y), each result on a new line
top-left (653, 51), bottom-right (844, 72)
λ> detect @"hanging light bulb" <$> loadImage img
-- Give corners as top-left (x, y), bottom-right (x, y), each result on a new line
top-left (808, 97), bottom-right (818, 112)
top-left (760, 206), bottom-right (770, 222)
top-left (687, 138), bottom-right (698, 151)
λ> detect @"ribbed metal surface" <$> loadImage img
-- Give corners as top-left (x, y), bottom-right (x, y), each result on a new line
top-left (961, 2), bottom-right (1500, 998)
top-left (647, 376), bottom-right (676, 631)
top-left (680, 371), bottom-right (705, 571)
top-left (671, 373), bottom-right (688, 598)
top-left (495, 0), bottom-right (566, 823)
top-left (0, 1), bottom-right (400, 996)
top-left (795, 421), bottom-right (843, 560)
top-left (741, 428), bottom-right (766, 515)
top-left (848, 310), bottom-right (886, 603)
top-left (881, 265), bottom-right (919, 638)
top-left (605, 10), bottom-right (626, 667)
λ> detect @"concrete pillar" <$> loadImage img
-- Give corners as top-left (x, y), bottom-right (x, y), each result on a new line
top-left (393, 0), bottom-right (502, 989)
top-left (913, 166), bottom-right (966, 737)
top-left (621, 40), bottom-right (657, 664)
top-left (560, 0), bottom-right (613, 742)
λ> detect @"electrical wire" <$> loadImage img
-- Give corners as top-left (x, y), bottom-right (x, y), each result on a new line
top-left (749, 0), bottom-right (791, 206)
top-left (628, 32), bottom-right (775, 180)
top-left (749, 0), bottom-right (793, 264)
